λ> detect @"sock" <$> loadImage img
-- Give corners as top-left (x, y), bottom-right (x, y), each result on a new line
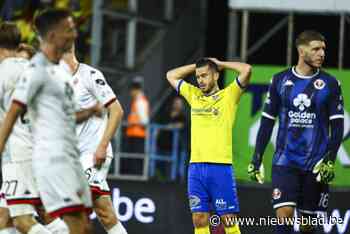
top-left (107, 221), bottom-right (128, 234)
top-left (45, 218), bottom-right (69, 234)
top-left (224, 224), bottom-right (241, 234)
top-left (275, 224), bottom-right (293, 234)
top-left (194, 225), bottom-right (210, 234)
top-left (28, 223), bottom-right (51, 234)
top-left (0, 228), bottom-right (17, 234)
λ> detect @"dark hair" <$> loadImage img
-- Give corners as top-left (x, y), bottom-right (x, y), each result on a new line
top-left (34, 8), bottom-right (72, 38)
top-left (17, 43), bottom-right (36, 58)
top-left (0, 22), bottom-right (21, 50)
top-left (130, 76), bottom-right (144, 90)
top-left (295, 30), bottom-right (326, 48)
top-left (195, 58), bottom-right (219, 72)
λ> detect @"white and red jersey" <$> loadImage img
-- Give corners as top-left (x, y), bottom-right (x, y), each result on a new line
top-left (13, 53), bottom-right (79, 162)
top-left (61, 62), bottom-right (116, 156)
top-left (0, 57), bottom-right (32, 163)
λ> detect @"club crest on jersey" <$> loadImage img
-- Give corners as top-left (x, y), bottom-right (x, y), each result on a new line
top-left (293, 93), bottom-right (311, 111)
top-left (272, 188), bottom-right (281, 200)
top-left (313, 79), bottom-right (325, 90)
top-left (212, 108), bottom-right (219, 115)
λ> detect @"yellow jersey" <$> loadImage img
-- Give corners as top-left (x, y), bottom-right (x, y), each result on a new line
top-left (179, 78), bottom-right (244, 164)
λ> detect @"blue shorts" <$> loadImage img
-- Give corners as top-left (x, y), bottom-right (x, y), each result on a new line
top-left (271, 166), bottom-right (329, 214)
top-left (187, 163), bottom-right (240, 215)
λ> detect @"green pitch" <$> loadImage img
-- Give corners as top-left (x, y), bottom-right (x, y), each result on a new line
top-left (225, 65), bottom-right (350, 187)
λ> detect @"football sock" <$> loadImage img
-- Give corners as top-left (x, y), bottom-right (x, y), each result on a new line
top-left (194, 225), bottom-right (210, 234)
top-left (45, 218), bottom-right (69, 234)
top-left (0, 228), bottom-right (17, 234)
top-left (28, 224), bottom-right (51, 234)
top-left (107, 221), bottom-right (127, 234)
top-left (224, 224), bottom-right (241, 234)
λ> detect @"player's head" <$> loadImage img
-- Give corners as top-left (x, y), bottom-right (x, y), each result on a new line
top-left (16, 43), bottom-right (36, 59)
top-left (0, 22), bottom-right (21, 52)
top-left (195, 58), bottom-right (219, 95)
top-left (295, 30), bottom-right (326, 69)
top-left (34, 8), bottom-right (77, 53)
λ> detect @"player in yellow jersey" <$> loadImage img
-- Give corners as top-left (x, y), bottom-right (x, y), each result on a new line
top-left (166, 58), bottom-right (251, 234)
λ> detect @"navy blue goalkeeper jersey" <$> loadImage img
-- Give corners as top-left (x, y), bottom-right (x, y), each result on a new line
top-left (263, 67), bottom-right (344, 171)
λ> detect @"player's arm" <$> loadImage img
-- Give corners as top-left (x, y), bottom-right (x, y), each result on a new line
top-left (326, 119), bottom-right (344, 161)
top-left (75, 103), bottom-right (103, 124)
top-left (166, 64), bottom-right (196, 89)
top-left (0, 102), bottom-right (25, 154)
top-left (94, 99), bottom-right (123, 167)
top-left (89, 69), bottom-right (124, 167)
top-left (313, 80), bottom-right (344, 183)
top-left (209, 58), bottom-right (252, 88)
top-left (248, 76), bottom-right (280, 183)
top-left (248, 117), bottom-right (275, 183)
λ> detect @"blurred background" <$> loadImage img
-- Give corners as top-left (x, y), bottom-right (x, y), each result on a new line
top-left (0, 0), bottom-right (349, 233)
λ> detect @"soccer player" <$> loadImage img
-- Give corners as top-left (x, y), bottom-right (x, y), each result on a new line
top-left (0, 9), bottom-right (94, 234)
top-left (0, 22), bottom-right (53, 234)
top-left (60, 45), bottom-right (127, 234)
top-left (166, 58), bottom-right (252, 234)
top-left (248, 31), bottom-right (344, 234)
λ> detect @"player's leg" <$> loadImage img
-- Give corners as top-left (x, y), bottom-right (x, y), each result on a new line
top-left (208, 164), bottom-right (240, 234)
top-left (297, 170), bottom-right (329, 234)
top-left (80, 154), bottom-right (127, 234)
top-left (192, 212), bottom-right (210, 234)
top-left (61, 211), bottom-right (90, 234)
top-left (188, 163), bottom-right (211, 234)
top-left (3, 161), bottom-right (51, 234)
top-left (94, 195), bottom-right (127, 234)
top-left (36, 206), bottom-right (69, 234)
top-left (272, 166), bottom-right (298, 234)
top-left (0, 206), bottom-right (16, 234)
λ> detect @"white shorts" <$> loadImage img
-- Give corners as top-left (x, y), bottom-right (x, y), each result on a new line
top-left (2, 160), bottom-right (40, 217)
top-left (33, 157), bottom-right (92, 218)
top-left (80, 154), bottom-right (112, 197)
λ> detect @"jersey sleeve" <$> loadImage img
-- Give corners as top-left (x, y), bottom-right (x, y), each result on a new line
top-left (224, 77), bottom-right (245, 105)
top-left (262, 76), bottom-right (280, 120)
top-left (12, 68), bottom-right (45, 107)
top-left (88, 69), bottom-right (117, 107)
top-left (178, 80), bottom-right (201, 106)
top-left (328, 80), bottom-right (344, 120)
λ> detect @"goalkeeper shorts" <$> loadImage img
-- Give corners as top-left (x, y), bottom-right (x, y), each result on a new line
top-left (271, 166), bottom-right (329, 213)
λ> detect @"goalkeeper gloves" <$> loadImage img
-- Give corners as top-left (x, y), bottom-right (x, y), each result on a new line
top-left (313, 152), bottom-right (335, 184)
top-left (248, 153), bottom-right (265, 184)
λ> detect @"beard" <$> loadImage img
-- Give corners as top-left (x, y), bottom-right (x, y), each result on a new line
top-left (304, 54), bottom-right (323, 69)
top-left (202, 82), bottom-right (217, 95)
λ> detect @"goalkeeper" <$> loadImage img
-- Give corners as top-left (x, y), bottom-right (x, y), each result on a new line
top-left (248, 30), bottom-right (344, 234)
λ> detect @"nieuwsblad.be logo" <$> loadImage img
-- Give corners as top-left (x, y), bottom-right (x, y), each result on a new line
top-left (288, 93), bottom-right (316, 127)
